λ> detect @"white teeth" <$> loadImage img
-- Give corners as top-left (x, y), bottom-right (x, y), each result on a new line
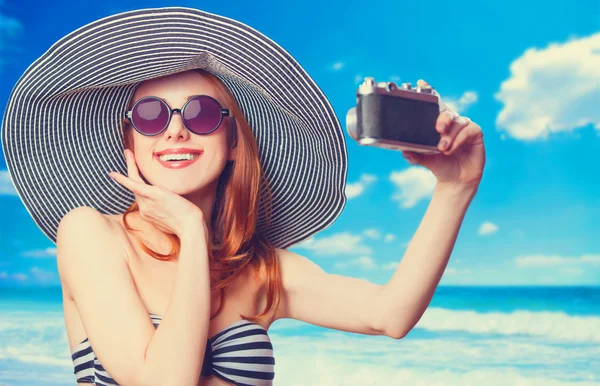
top-left (158, 153), bottom-right (199, 162)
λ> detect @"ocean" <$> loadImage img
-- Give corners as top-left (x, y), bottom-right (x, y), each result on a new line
top-left (0, 286), bottom-right (598, 386)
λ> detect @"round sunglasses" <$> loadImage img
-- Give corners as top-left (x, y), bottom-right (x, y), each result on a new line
top-left (124, 95), bottom-right (230, 136)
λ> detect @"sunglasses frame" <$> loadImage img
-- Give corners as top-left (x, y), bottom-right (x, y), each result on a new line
top-left (124, 95), bottom-right (230, 136)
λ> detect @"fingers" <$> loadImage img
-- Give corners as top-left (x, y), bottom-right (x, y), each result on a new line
top-left (438, 115), bottom-right (469, 153)
top-left (108, 171), bottom-right (151, 197)
top-left (436, 109), bottom-right (460, 135)
top-left (416, 79), bottom-right (480, 155)
top-left (124, 149), bottom-right (144, 183)
top-left (108, 149), bottom-right (150, 196)
top-left (401, 150), bottom-right (419, 164)
top-left (444, 121), bottom-right (483, 155)
top-left (417, 78), bottom-right (443, 99)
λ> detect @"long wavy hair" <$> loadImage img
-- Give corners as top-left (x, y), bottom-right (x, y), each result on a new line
top-left (120, 69), bottom-right (281, 323)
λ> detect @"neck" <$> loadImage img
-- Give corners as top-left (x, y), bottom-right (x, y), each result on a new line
top-left (180, 179), bottom-right (219, 229)
top-left (130, 178), bottom-right (221, 254)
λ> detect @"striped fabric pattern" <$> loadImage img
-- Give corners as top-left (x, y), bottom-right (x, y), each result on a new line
top-left (1, 6), bottom-right (348, 250)
top-left (71, 313), bottom-right (275, 385)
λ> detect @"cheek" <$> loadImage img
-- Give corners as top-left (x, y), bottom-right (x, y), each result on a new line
top-left (205, 142), bottom-right (230, 165)
top-left (207, 129), bottom-right (231, 156)
top-left (131, 140), bottom-right (154, 175)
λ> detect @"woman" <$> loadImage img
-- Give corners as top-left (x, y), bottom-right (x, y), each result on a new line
top-left (1, 6), bottom-right (485, 386)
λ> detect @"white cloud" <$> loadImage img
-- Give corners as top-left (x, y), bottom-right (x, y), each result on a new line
top-left (295, 232), bottom-right (372, 256)
top-left (494, 32), bottom-right (600, 140)
top-left (444, 267), bottom-right (473, 276)
top-left (389, 167), bottom-right (436, 209)
top-left (332, 61), bottom-right (344, 70)
top-left (354, 74), bottom-right (364, 84)
top-left (0, 268), bottom-right (57, 284)
top-left (334, 257), bottom-right (400, 272)
top-left (559, 267), bottom-right (584, 276)
top-left (0, 12), bottom-right (23, 42)
top-left (384, 234), bottom-right (396, 243)
top-left (29, 267), bottom-right (55, 283)
top-left (345, 173), bottom-right (377, 199)
top-left (478, 221), bottom-right (499, 236)
top-left (334, 256), bottom-right (378, 270)
top-left (516, 254), bottom-right (600, 267)
top-left (381, 261), bottom-right (399, 270)
top-left (0, 170), bottom-right (18, 195)
top-left (440, 91), bottom-right (478, 114)
top-left (362, 174), bottom-right (376, 183)
top-left (22, 247), bottom-right (57, 258)
top-left (362, 229), bottom-right (381, 240)
top-left (12, 273), bottom-right (27, 281)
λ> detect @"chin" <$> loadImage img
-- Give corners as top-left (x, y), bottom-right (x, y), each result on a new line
top-left (157, 180), bottom-right (204, 194)
top-left (154, 174), bottom-right (219, 196)
top-left (143, 162), bottom-right (224, 195)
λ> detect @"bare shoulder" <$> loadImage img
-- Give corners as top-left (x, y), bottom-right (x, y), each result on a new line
top-left (58, 206), bottom-right (124, 238)
top-left (59, 205), bottom-right (107, 225)
top-left (56, 207), bottom-right (164, 384)
top-left (57, 207), bottom-right (129, 298)
top-left (56, 206), bottom-right (164, 385)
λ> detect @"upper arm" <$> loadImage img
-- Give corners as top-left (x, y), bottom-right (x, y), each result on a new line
top-left (273, 248), bottom-right (390, 337)
top-left (57, 206), bottom-right (155, 386)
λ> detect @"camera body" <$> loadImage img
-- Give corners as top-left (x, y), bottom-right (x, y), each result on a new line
top-left (346, 77), bottom-right (442, 154)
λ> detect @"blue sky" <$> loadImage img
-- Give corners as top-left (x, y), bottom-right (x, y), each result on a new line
top-left (0, 0), bottom-right (598, 287)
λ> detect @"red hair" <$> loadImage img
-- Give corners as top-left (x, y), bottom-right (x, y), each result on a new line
top-left (120, 69), bottom-right (282, 323)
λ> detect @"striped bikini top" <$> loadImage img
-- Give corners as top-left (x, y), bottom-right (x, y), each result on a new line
top-left (71, 313), bottom-right (275, 385)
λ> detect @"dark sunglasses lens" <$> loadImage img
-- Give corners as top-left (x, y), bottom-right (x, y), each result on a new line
top-left (183, 96), bottom-right (222, 134)
top-left (132, 97), bottom-right (169, 135)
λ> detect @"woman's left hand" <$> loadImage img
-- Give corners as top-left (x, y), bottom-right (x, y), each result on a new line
top-left (401, 79), bottom-right (486, 189)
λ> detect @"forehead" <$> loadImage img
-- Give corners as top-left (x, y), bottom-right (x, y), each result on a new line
top-left (131, 71), bottom-right (224, 106)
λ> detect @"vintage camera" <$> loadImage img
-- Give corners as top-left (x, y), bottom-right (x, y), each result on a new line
top-left (346, 77), bottom-right (442, 154)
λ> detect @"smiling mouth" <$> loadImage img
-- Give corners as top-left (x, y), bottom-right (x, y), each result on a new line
top-left (156, 154), bottom-right (201, 162)
top-left (154, 153), bottom-right (202, 169)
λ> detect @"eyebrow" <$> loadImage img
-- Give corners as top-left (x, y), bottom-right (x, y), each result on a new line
top-left (133, 94), bottom-right (210, 107)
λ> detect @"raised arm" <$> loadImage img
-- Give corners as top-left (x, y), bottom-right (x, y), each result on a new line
top-left (271, 92), bottom-right (484, 340)
top-left (272, 183), bottom-right (477, 340)
top-left (57, 206), bottom-right (211, 386)
top-left (374, 183), bottom-right (477, 338)
top-left (375, 91), bottom-right (484, 338)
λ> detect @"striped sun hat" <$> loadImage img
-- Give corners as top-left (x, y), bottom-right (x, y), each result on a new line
top-left (1, 6), bottom-right (348, 249)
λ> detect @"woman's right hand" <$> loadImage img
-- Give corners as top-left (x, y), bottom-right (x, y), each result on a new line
top-left (108, 149), bottom-right (208, 241)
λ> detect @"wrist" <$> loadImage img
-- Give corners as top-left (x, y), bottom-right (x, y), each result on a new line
top-left (433, 182), bottom-right (478, 207)
top-left (178, 214), bottom-right (208, 240)
top-left (435, 181), bottom-right (479, 195)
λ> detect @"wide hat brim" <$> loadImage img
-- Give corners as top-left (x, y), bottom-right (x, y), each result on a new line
top-left (1, 6), bottom-right (348, 249)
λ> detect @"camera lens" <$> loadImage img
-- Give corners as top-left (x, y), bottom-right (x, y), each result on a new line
top-left (346, 107), bottom-right (359, 140)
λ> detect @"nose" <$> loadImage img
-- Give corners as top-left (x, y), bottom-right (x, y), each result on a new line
top-left (163, 109), bottom-right (191, 140)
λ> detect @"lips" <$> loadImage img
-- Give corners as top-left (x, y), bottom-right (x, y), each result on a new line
top-left (154, 153), bottom-right (202, 169)
top-left (154, 147), bottom-right (203, 156)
